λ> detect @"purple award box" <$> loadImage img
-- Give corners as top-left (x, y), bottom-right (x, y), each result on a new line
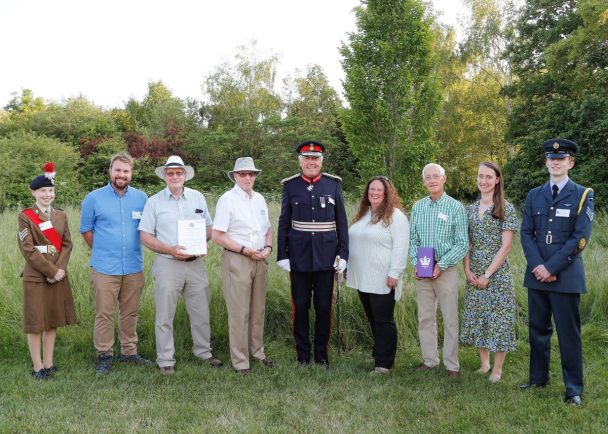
top-left (416, 247), bottom-right (435, 278)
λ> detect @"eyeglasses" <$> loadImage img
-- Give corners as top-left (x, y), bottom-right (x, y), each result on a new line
top-left (373, 176), bottom-right (389, 181)
top-left (165, 171), bottom-right (185, 177)
top-left (236, 172), bottom-right (257, 178)
top-left (423, 174), bottom-right (443, 181)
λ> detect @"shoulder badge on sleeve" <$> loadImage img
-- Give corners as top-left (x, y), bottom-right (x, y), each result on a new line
top-left (322, 172), bottom-right (342, 182)
top-left (281, 173), bottom-right (300, 185)
top-left (18, 228), bottom-right (29, 241)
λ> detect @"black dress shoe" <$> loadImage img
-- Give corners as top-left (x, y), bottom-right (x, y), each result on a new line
top-left (564, 395), bottom-right (583, 406)
top-left (315, 360), bottom-right (329, 370)
top-left (31, 369), bottom-right (47, 380)
top-left (257, 358), bottom-right (275, 368)
top-left (519, 382), bottom-right (548, 390)
top-left (44, 365), bottom-right (59, 376)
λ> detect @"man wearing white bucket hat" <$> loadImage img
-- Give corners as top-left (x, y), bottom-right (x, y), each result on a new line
top-left (212, 157), bottom-right (274, 375)
top-left (139, 155), bottom-right (222, 374)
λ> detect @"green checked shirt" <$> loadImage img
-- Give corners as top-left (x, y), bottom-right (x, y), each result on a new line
top-left (408, 193), bottom-right (468, 270)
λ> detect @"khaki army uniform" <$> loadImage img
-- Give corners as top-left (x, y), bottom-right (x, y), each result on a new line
top-left (18, 204), bottom-right (76, 333)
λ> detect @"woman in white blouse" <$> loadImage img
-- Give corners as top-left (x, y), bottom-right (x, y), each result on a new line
top-left (346, 176), bottom-right (410, 374)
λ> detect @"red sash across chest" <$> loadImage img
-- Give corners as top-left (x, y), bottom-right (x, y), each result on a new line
top-left (22, 209), bottom-right (62, 253)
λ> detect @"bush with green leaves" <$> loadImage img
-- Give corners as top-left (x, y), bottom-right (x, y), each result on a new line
top-left (0, 132), bottom-right (80, 211)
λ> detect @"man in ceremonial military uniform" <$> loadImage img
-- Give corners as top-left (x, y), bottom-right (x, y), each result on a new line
top-left (277, 141), bottom-right (348, 368)
top-left (520, 138), bottom-right (594, 406)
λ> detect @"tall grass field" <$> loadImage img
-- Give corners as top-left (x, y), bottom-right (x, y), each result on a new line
top-left (1, 199), bottom-right (607, 433)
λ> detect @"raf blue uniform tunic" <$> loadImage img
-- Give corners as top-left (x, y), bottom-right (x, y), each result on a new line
top-left (277, 173), bottom-right (349, 364)
top-left (521, 179), bottom-right (594, 397)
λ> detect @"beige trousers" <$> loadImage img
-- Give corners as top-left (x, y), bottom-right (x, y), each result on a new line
top-left (220, 250), bottom-right (268, 370)
top-left (152, 256), bottom-right (212, 368)
top-left (415, 266), bottom-right (460, 371)
top-left (93, 270), bottom-right (145, 356)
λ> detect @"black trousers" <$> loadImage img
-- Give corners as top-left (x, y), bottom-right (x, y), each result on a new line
top-left (358, 290), bottom-right (397, 369)
top-left (290, 270), bottom-right (334, 364)
top-left (528, 289), bottom-right (583, 397)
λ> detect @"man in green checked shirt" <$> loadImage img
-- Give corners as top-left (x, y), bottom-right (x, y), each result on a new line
top-left (409, 163), bottom-right (468, 377)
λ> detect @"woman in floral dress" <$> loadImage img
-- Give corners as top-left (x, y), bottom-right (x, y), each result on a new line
top-left (461, 162), bottom-right (518, 383)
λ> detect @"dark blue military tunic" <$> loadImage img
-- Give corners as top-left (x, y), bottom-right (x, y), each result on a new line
top-left (277, 173), bottom-right (349, 364)
top-left (277, 173), bottom-right (349, 271)
top-left (521, 179), bottom-right (594, 397)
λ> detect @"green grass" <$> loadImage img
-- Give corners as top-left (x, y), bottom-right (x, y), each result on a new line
top-left (1, 204), bottom-right (607, 433)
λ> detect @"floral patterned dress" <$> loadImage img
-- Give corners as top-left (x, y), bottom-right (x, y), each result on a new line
top-left (460, 201), bottom-right (518, 352)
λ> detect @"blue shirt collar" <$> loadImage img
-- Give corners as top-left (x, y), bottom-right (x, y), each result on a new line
top-left (162, 186), bottom-right (189, 200)
top-left (106, 182), bottom-right (130, 197)
top-left (550, 177), bottom-right (569, 193)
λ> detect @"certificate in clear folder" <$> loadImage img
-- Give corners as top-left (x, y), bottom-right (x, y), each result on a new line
top-left (177, 219), bottom-right (207, 256)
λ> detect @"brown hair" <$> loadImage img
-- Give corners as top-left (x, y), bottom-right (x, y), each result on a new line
top-left (352, 176), bottom-right (404, 227)
top-left (479, 162), bottom-right (505, 221)
top-left (110, 152), bottom-right (134, 169)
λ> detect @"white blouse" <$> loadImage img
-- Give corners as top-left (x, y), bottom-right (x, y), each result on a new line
top-left (346, 208), bottom-right (410, 300)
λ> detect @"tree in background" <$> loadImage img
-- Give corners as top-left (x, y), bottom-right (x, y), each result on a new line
top-left (0, 132), bottom-right (80, 210)
top-left (3, 89), bottom-right (45, 117)
top-left (340, 0), bottom-right (441, 203)
top-left (192, 43), bottom-right (288, 191)
top-left (435, 0), bottom-right (516, 201)
top-left (283, 65), bottom-right (358, 188)
top-left (0, 96), bottom-right (117, 147)
top-left (504, 0), bottom-right (608, 205)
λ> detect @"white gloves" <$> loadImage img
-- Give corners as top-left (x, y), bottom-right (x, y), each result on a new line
top-left (277, 259), bottom-right (291, 273)
top-left (278, 258), bottom-right (346, 273)
top-left (334, 257), bottom-right (347, 273)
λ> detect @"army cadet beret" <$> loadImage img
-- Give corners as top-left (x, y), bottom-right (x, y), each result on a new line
top-left (296, 140), bottom-right (325, 157)
top-left (543, 138), bottom-right (579, 159)
top-left (30, 162), bottom-right (56, 190)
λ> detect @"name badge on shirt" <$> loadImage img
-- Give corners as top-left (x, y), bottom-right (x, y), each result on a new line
top-left (39, 221), bottom-right (53, 231)
top-left (132, 211), bottom-right (143, 220)
top-left (328, 196), bottom-right (335, 205)
top-left (555, 209), bottom-right (571, 218)
top-left (438, 212), bottom-right (448, 221)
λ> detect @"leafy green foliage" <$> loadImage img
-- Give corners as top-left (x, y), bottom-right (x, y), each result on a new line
top-left (340, 0), bottom-right (441, 203)
top-left (0, 132), bottom-right (80, 210)
top-left (435, 0), bottom-right (516, 201)
top-left (504, 0), bottom-right (608, 205)
top-left (3, 89), bottom-right (45, 116)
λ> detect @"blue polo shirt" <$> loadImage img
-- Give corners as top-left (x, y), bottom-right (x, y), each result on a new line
top-left (80, 183), bottom-right (148, 275)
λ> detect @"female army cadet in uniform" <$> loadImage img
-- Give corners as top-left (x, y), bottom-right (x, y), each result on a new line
top-left (18, 162), bottom-right (76, 380)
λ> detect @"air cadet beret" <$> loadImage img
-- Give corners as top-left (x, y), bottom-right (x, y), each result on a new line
top-left (296, 140), bottom-right (325, 157)
top-left (30, 162), bottom-right (56, 190)
top-left (543, 138), bottom-right (579, 159)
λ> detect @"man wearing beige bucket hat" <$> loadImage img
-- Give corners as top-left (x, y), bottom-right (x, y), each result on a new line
top-left (212, 157), bottom-right (274, 375)
top-left (139, 155), bottom-right (222, 374)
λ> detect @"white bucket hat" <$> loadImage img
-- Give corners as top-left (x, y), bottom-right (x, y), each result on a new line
top-left (155, 155), bottom-right (195, 181)
top-left (227, 157), bottom-right (261, 182)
